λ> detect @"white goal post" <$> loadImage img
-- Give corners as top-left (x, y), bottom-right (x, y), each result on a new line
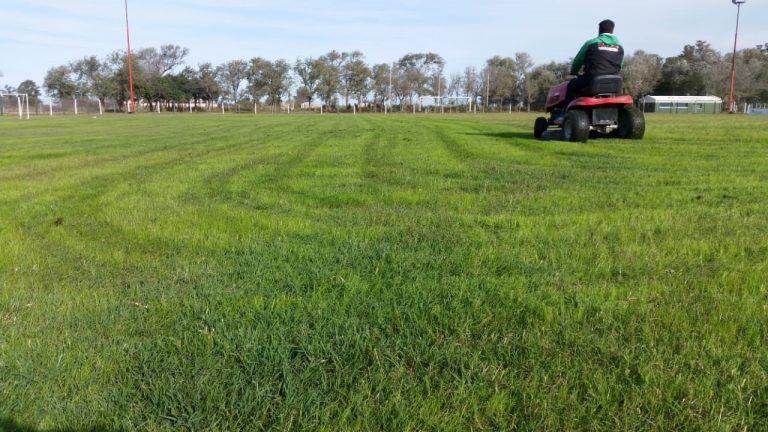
top-left (0, 93), bottom-right (30, 119)
top-left (418, 96), bottom-right (473, 113)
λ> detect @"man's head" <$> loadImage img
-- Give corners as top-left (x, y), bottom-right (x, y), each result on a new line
top-left (599, 19), bottom-right (615, 35)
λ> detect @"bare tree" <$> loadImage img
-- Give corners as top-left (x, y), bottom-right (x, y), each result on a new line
top-left (515, 53), bottom-right (534, 111)
top-left (136, 44), bottom-right (189, 77)
top-left (447, 73), bottom-right (462, 98)
top-left (731, 48), bottom-right (768, 103)
top-left (216, 60), bottom-right (248, 105)
top-left (391, 65), bottom-right (410, 110)
top-left (621, 50), bottom-right (663, 99)
top-left (428, 62), bottom-right (446, 100)
top-left (463, 67), bottom-right (482, 107)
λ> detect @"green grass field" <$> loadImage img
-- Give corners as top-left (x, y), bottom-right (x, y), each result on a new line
top-left (1, 113), bottom-right (767, 431)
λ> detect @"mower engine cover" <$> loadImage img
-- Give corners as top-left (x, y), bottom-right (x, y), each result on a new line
top-left (566, 95), bottom-right (634, 111)
top-left (545, 82), bottom-right (569, 112)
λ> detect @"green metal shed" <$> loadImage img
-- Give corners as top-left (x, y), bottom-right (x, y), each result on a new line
top-left (640, 96), bottom-right (723, 114)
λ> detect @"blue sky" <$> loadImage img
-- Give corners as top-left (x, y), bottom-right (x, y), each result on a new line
top-left (1, 0), bottom-right (766, 92)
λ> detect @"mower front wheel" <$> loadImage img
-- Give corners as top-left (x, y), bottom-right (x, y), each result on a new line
top-left (534, 117), bottom-right (549, 139)
top-left (616, 106), bottom-right (646, 140)
top-left (563, 110), bottom-right (590, 143)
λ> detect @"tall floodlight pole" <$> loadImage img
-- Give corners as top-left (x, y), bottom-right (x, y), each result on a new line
top-left (727, 0), bottom-right (746, 113)
top-left (124, 0), bottom-right (136, 113)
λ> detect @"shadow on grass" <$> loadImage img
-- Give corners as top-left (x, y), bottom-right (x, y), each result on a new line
top-left (0, 418), bottom-right (121, 432)
top-left (464, 131), bottom-right (536, 140)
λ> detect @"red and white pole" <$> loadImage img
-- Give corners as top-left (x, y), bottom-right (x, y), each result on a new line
top-left (125, 0), bottom-right (136, 113)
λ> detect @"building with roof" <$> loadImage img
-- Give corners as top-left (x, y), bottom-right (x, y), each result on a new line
top-left (639, 96), bottom-right (723, 114)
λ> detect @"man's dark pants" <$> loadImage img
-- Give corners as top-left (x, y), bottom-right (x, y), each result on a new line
top-left (563, 75), bottom-right (592, 110)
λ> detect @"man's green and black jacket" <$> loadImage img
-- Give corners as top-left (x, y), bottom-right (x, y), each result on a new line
top-left (570, 34), bottom-right (625, 78)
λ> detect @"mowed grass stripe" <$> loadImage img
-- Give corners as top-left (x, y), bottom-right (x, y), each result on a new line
top-left (1, 115), bottom-right (346, 428)
top-left (4, 116), bottom-right (342, 291)
top-left (0, 113), bottom-right (767, 430)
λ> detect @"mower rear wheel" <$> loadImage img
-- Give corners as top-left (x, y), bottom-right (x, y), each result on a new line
top-left (616, 106), bottom-right (646, 140)
top-left (534, 117), bottom-right (549, 139)
top-left (563, 110), bottom-right (590, 143)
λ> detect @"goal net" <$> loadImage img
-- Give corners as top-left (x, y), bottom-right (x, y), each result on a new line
top-left (0, 93), bottom-right (30, 119)
top-left (55, 98), bottom-right (105, 115)
top-left (417, 96), bottom-right (474, 113)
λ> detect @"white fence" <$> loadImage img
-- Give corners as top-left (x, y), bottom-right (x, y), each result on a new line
top-left (747, 104), bottom-right (768, 115)
top-left (0, 98), bottom-right (126, 117)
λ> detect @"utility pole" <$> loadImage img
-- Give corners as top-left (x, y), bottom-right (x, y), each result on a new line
top-left (437, 74), bottom-right (442, 114)
top-left (124, 0), bottom-right (136, 113)
top-left (387, 63), bottom-right (393, 114)
top-left (727, 0), bottom-right (746, 113)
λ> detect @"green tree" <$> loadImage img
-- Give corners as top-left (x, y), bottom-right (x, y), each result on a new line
top-left (247, 58), bottom-right (292, 109)
top-left (294, 58), bottom-right (323, 108)
top-left (340, 51), bottom-right (367, 107)
top-left (343, 54), bottom-right (371, 108)
top-left (295, 86), bottom-right (313, 107)
top-left (397, 53), bottom-right (445, 107)
top-left (17, 80), bottom-right (42, 105)
top-left (70, 56), bottom-right (117, 104)
top-left (657, 41), bottom-right (723, 97)
top-left (43, 66), bottom-right (76, 100)
top-left (370, 63), bottom-right (391, 110)
top-left (526, 61), bottom-right (570, 110)
top-left (316, 51), bottom-right (343, 111)
top-left (483, 56), bottom-right (521, 109)
top-left (192, 63), bottom-right (221, 110)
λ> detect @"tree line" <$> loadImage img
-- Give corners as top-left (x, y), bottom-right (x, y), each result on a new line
top-left (3, 41), bottom-right (767, 112)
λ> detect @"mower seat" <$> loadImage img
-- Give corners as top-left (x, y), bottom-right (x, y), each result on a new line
top-left (580, 75), bottom-right (623, 96)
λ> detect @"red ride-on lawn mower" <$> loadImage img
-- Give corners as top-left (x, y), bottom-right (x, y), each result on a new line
top-left (534, 75), bottom-right (645, 143)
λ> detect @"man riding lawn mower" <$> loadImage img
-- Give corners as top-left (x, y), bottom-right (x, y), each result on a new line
top-left (534, 19), bottom-right (645, 142)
